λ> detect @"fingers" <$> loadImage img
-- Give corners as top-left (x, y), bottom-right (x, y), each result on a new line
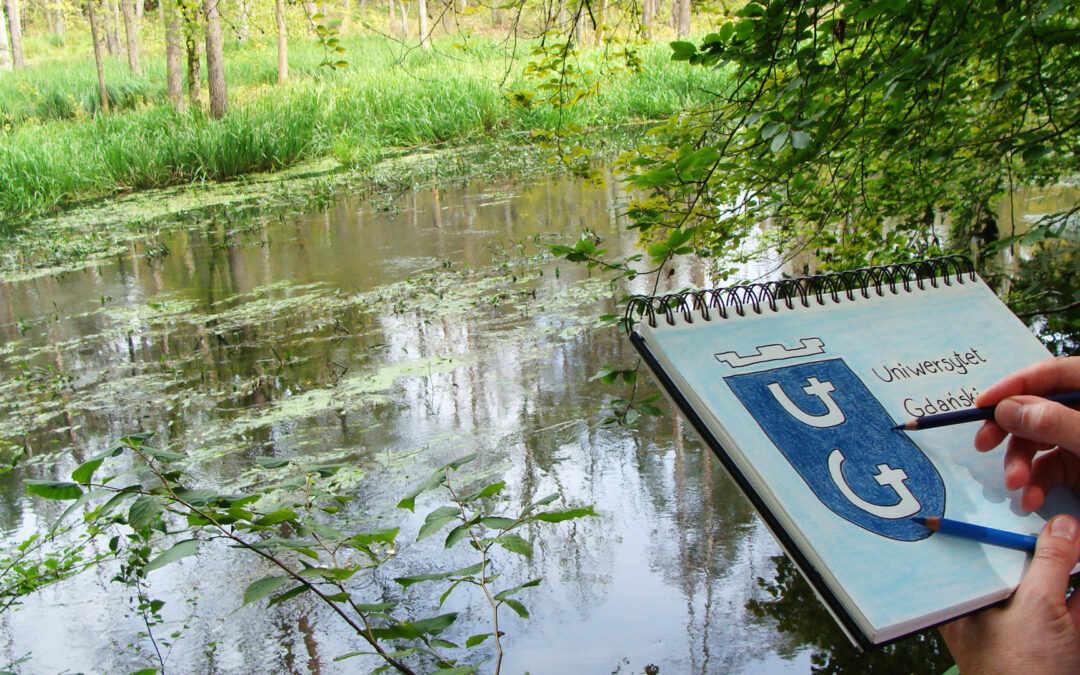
top-left (975, 357), bottom-right (1080, 408)
top-left (994, 396), bottom-right (1080, 453)
top-left (1022, 450), bottom-right (1080, 512)
top-left (1013, 515), bottom-right (1080, 609)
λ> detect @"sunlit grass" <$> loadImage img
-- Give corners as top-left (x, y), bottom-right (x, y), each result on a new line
top-left (0, 34), bottom-right (728, 223)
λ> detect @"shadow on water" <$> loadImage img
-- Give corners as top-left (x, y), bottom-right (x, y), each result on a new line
top-left (6, 174), bottom-right (1075, 673)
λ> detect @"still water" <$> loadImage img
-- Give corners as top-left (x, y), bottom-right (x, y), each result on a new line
top-left (0, 175), bottom-right (955, 673)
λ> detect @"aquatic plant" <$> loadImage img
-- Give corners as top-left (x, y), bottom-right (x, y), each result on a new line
top-left (12, 433), bottom-right (595, 673)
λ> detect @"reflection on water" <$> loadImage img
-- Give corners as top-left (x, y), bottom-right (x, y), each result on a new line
top-left (0, 174), bottom-right (958, 673)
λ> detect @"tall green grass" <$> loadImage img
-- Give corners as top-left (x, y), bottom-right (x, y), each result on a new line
top-left (0, 36), bottom-right (727, 224)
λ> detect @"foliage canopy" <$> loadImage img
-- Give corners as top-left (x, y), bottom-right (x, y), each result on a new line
top-left (610, 0), bottom-right (1080, 277)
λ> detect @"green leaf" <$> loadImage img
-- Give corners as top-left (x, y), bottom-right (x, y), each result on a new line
top-left (409, 612), bottom-right (458, 636)
top-left (418, 506), bottom-right (460, 541)
top-left (501, 598), bottom-right (529, 618)
top-left (493, 577), bottom-right (542, 601)
top-left (243, 576), bottom-right (289, 606)
top-left (145, 539), bottom-right (199, 573)
top-left (25, 480), bottom-right (83, 500)
top-left (269, 584), bottom-right (312, 606)
top-left (395, 562), bottom-right (485, 588)
top-left (530, 506), bottom-right (598, 523)
top-left (790, 131), bottom-right (812, 149)
top-left (71, 458), bottom-right (104, 485)
top-left (350, 528), bottom-right (399, 546)
top-left (496, 533), bottom-right (533, 558)
top-left (253, 509), bottom-right (298, 526)
top-left (142, 447), bottom-right (187, 462)
top-left (478, 516), bottom-right (517, 530)
top-left (461, 481), bottom-right (505, 502)
top-left (465, 633), bottom-right (491, 648)
top-left (770, 130), bottom-right (789, 152)
top-left (444, 524), bottom-right (471, 549)
top-left (128, 495), bottom-right (166, 530)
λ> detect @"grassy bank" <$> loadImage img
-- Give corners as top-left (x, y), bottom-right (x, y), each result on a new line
top-left (0, 34), bottom-right (727, 226)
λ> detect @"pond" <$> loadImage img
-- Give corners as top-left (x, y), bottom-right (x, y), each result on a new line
top-left (0, 173), bottom-right (969, 673)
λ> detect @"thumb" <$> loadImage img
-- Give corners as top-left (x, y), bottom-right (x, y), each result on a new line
top-left (1014, 515), bottom-right (1080, 605)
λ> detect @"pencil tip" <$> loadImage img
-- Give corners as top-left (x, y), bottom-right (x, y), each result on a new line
top-left (891, 424), bottom-right (904, 431)
top-left (912, 517), bottom-right (927, 525)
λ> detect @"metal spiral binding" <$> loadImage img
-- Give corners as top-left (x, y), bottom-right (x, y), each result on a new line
top-left (624, 255), bottom-right (975, 329)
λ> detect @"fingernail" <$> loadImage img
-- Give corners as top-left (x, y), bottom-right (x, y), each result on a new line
top-left (1049, 515), bottom-right (1080, 543)
top-left (995, 398), bottom-right (1023, 429)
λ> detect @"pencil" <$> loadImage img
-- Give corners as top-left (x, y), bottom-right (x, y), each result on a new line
top-left (914, 516), bottom-right (1037, 553)
top-left (892, 390), bottom-right (1080, 431)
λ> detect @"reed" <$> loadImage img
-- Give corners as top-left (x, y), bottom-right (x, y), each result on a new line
top-left (0, 37), bottom-right (727, 224)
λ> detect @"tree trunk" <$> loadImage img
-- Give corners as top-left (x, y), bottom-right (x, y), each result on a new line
top-left (675, 0), bottom-right (690, 37)
top-left (4, 0), bottom-right (24, 68)
top-left (340, 0), bottom-right (350, 34)
top-left (387, 0), bottom-right (394, 35)
top-left (398, 0), bottom-right (407, 39)
top-left (165, 0), bottom-right (184, 110)
top-left (204, 0), bottom-right (227, 119)
top-left (417, 0), bottom-right (429, 49)
top-left (0, 2), bottom-right (12, 71)
top-left (87, 0), bottom-right (110, 114)
top-left (107, 0), bottom-right (120, 56)
top-left (641, 0), bottom-right (652, 39)
top-left (134, 0), bottom-right (142, 18)
top-left (120, 0), bottom-right (141, 75)
top-left (275, 0), bottom-right (287, 84)
top-left (183, 3), bottom-right (201, 109)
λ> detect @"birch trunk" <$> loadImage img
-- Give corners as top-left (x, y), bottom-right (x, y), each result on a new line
top-left (1, 2), bottom-right (12, 70)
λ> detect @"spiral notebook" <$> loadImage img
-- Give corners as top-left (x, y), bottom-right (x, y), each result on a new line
top-left (627, 256), bottom-right (1080, 648)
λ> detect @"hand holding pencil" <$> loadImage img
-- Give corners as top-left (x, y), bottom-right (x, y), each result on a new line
top-left (970, 356), bottom-right (1080, 513)
top-left (939, 357), bottom-right (1080, 674)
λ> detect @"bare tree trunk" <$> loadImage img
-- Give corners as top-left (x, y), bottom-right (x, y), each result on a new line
top-left (4, 0), bottom-right (23, 68)
top-left (275, 0), bottom-right (287, 84)
top-left (1, 2), bottom-right (13, 70)
top-left (398, 0), bottom-right (407, 39)
top-left (641, 0), bottom-right (652, 39)
top-left (135, 0), bottom-right (143, 18)
top-left (87, 0), bottom-right (111, 114)
top-left (417, 0), bottom-right (429, 49)
top-left (204, 0), bottom-right (227, 119)
top-left (120, 0), bottom-right (142, 75)
top-left (165, 0), bottom-right (184, 110)
top-left (387, 0), bottom-right (394, 35)
top-left (674, 0), bottom-right (690, 37)
top-left (340, 0), bottom-right (350, 34)
top-left (106, 0), bottom-right (120, 55)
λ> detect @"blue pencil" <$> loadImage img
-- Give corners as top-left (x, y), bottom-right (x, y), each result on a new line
top-left (914, 516), bottom-right (1037, 553)
top-left (893, 390), bottom-right (1080, 431)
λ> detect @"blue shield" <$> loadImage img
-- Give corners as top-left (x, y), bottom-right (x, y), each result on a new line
top-left (725, 359), bottom-right (944, 541)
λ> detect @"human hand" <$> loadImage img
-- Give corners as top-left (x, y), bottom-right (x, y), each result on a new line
top-left (940, 515), bottom-right (1080, 674)
top-left (974, 357), bottom-right (1080, 512)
